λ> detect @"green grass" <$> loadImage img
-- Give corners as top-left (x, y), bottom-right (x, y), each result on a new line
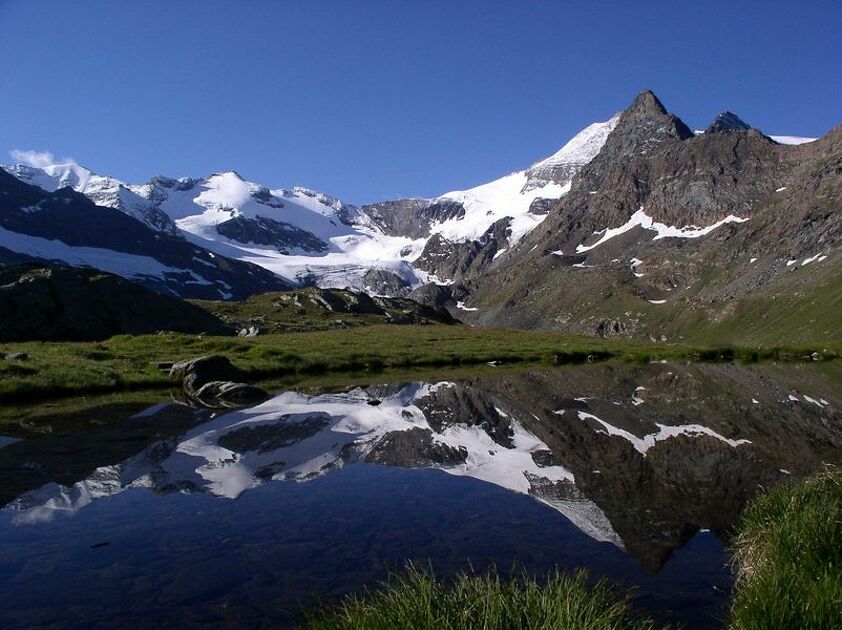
top-left (730, 467), bottom-right (842, 629)
top-left (0, 325), bottom-right (838, 404)
top-left (303, 564), bottom-right (654, 630)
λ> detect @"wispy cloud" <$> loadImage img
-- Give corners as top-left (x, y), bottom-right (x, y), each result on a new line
top-left (9, 149), bottom-right (76, 168)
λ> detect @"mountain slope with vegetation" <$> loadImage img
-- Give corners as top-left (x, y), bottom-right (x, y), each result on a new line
top-left (437, 91), bottom-right (840, 344)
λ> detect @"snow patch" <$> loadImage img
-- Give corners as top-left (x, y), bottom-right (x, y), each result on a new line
top-left (576, 208), bottom-right (749, 253)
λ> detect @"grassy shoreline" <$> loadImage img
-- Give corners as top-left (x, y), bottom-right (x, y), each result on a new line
top-left (306, 469), bottom-right (841, 629)
top-left (1, 324), bottom-right (839, 404)
top-left (304, 565), bottom-right (654, 630)
top-left (730, 468), bottom-right (842, 628)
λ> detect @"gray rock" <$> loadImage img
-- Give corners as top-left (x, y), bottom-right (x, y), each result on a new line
top-left (192, 381), bottom-right (269, 407)
top-left (595, 319), bottom-right (629, 337)
top-left (169, 355), bottom-right (242, 394)
top-left (359, 199), bottom-right (465, 239)
top-left (362, 268), bottom-right (411, 297)
top-left (170, 354), bottom-right (268, 408)
top-left (216, 215), bottom-right (327, 254)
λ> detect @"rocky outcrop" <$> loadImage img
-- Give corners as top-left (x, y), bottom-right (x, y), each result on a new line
top-left (359, 198), bottom-right (465, 238)
top-left (202, 287), bottom-right (458, 333)
top-left (415, 217), bottom-right (512, 281)
top-left (169, 355), bottom-right (268, 408)
top-left (408, 282), bottom-right (455, 308)
top-left (216, 215), bottom-right (328, 253)
top-left (0, 265), bottom-right (231, 342)
top-left (364, 427), bottom-right (468, 467)
top-left (362, 268), bottom-right (411, 296)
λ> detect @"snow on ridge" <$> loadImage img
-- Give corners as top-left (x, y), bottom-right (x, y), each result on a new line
top-left (433, 173), bottom-right (566, 244)
top-left (770, 135), bottom-right (817, 145)
top-left (2, 161), bottom-right (173, 232)
top-left (576, 207), bottom-right (749, 253)
top-left (0, 225), bottom-right (208, 289)
top-left (528, 114), bottom-right (621, 172)
top-left (420, 116), bottom-right (619, 247)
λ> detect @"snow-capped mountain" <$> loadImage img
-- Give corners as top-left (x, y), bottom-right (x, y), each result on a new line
top-left (0, 169), bottom-right (291, 299)
top-left (1, 116), bottom-right (622, 294)
top-left (2, 96), bottom-right (822, 302)
top-left (2, 162), bottom-right (177, 234)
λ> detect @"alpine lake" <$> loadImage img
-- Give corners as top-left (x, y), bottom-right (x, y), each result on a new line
top-left (1, 360), bottom-right (840, 629)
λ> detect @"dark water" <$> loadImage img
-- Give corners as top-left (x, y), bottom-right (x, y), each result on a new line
top-left (1, 362), bottom-right (840, 629)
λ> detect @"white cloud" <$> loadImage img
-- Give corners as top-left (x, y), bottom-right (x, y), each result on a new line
top-left (9, 149), bottom-right (76, 168)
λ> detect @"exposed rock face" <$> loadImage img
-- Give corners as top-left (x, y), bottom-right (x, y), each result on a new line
top-left (415, 217), bottom-right (512, 281)
top-left (705, 111), bottom-right (752, 133)
top-left (216, 215), bottom-right (328, 253)
top-left (218, 414), bottom-right (331, 453)
top-left (359, 199), bottom-right (465, 238)
top-left (0, 265), bottom-right (231, 342)
top-left (362, 268), bottom-right (411, 296)
top-left (364, 427), bottom-right (468, 467)
top-left (528, 198), bottom-right (555, 215)
top-left (408, 282), bottom-right (455, 308)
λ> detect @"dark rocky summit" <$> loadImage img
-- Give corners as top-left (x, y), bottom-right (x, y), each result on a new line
top-left (0, 265), bottom-right (231, 342)
top-left (705, 111), bottom-right (752, 133)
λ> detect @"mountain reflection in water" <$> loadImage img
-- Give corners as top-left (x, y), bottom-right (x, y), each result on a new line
top-left (1, 362), bottom-right (840, 628)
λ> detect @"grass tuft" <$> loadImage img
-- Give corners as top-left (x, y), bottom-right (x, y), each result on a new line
top-left (730, 467), bottom-right (842, 629)
top-left (303, 564), bottom-right (653, 630)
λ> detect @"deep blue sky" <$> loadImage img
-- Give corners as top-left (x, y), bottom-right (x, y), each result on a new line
top-left (1, 1), bottom-right (840, 204)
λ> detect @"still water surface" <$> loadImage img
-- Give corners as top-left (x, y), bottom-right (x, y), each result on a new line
top-left (1, 362), bottom-right (840, 628)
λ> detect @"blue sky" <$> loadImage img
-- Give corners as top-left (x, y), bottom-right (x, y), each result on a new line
top-left (1, 1), bottom-right (840, 204)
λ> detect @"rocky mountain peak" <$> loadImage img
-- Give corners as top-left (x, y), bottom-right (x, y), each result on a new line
top-left (618, 89), bottom-right (694, 141)
top-left (570, 90), bottom-right (693, 194)
top-left (706, 111), bottom-right (752, 133)
top-left (628, 89), bottom-right (669, 116)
